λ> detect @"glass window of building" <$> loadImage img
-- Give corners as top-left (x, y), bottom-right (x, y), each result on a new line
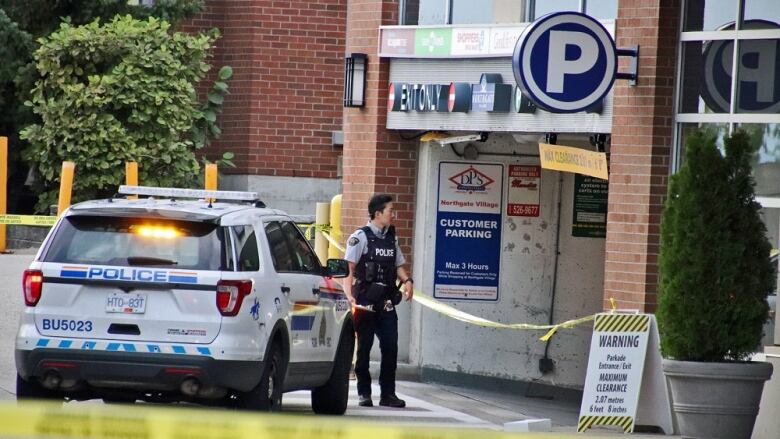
top-left (585, 0), bottom-right (618, 20)
top-left (679, 40), bottom-right (733, 114)
top-left (529, 0), bottom-right (579, 21)
top-left (676, 0), bottom-right (780, 251)
top-left (450, 0), bottom-right (523, 24)
top-left (683, 0), bottom-right (739, 31)
top-left (743, 0), bottom-right (780, 28)
top-left (402, 0), bottom-right (617, 25)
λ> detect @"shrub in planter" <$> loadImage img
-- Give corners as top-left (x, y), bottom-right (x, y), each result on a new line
top-left (657, 129), bottom-right (774, 438)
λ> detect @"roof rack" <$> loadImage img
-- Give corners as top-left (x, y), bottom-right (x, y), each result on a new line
top-left (118, 186), bottom-right (260, 203)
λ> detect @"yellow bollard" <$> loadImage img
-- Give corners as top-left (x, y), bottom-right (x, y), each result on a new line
top-left (314, 202), bottom-right (330, 264)
top-left (328, 194), bottom-right (342, 259)
top-left (0, 137), bottom-right (7, 252)
top-left (125, 162), bottom-right (138, 200)
top-left (205, 164), bottom-right (217, 191)
top-left (57, 161), bottom-right (75, 217)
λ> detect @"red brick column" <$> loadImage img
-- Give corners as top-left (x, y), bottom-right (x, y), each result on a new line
top-left (181, 0), bottom-right (347, 178)
top-left (342, 0), bottom-right (418, 259)
top-left (604, 0), bottom-right (681, 311)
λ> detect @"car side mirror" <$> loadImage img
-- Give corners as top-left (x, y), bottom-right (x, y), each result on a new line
top-left (325, 258), bottom-right (349, 278)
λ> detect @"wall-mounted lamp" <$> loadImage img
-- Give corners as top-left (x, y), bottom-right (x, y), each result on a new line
top-left (343, 53), bottom-right (367, 108)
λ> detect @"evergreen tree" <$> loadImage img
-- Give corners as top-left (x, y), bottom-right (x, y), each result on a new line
top-left (0, 0), bottom-right (203, 212)
top-left (657, 129), bottom-right (775, 362)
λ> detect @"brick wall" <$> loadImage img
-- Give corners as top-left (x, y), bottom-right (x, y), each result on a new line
top-left (342, 0), bottom-right (418, 262)
top-left (604, 0), bottom-right (680, 311)
top-left (181, 0), bottom-right (347, 178)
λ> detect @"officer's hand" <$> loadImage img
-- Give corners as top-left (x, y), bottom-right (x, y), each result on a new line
top-left (404, 281), bottom-right (414, 302)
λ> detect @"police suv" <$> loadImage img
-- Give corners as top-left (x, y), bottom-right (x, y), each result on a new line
top-left (15, 186), bottom-right (355, 413)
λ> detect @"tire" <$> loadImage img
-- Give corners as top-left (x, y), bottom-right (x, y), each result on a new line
top-left (237, 343), bottom-right (284, 411)
top-left (16, 375), bottom-right (59, 401)
top-left (311, 326), bottom-right (355, 415)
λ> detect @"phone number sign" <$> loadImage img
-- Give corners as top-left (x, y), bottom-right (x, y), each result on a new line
top-left (507, 165), bottom-right (541, 217)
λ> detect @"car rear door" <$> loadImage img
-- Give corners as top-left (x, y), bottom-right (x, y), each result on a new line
top-left (262, 219), bottom-right (330, 362)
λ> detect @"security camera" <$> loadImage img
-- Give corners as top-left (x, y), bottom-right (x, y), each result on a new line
top-left (435, 132), bottom-right (488, 145)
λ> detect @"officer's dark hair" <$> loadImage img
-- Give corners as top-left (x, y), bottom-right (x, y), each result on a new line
top-left (368, 194), bottom-right (393, 219)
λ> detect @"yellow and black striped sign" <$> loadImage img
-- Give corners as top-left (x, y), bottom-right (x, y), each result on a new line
top-left (594, 314), bottom-right (649, 332)
top-left (578, 415), bottom-right (634, 433)
top-left (0, 214), bottom-right (57, 226)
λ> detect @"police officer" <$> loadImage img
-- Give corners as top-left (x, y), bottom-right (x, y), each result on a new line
top-left (344, 194), bottom-right (413, 408)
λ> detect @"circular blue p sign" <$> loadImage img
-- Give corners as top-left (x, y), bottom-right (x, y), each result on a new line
top-left (513, 12), bottom-right (617, 113)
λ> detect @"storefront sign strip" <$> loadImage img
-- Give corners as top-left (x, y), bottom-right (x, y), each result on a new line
top-left (538, 143), bottom-right (608, 180)
top-left (379, 28), bottom-right (416, 56)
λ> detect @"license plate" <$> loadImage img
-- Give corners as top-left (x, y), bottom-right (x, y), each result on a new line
top-left (106, 292), bottom-right (147, 314)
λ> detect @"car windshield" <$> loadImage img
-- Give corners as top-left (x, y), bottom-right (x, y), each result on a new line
top-left (44, 215), bottom-right (229, 271)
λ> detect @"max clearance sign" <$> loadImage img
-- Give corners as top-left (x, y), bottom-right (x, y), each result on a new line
top-left (434, 162), bottom-right (503, 301)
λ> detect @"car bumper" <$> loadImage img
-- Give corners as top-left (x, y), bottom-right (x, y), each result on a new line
top-left (16, 348), bottom-right (263, 395)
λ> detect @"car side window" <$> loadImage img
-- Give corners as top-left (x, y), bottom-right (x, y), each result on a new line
top-left (233, 225), bottom-right (259, 272)
top-left (280, 221), bottom-right (321, 274)
top-left (264, 221), bottom-right (295, 272)
top-left (219, 227), bottom-right (235, 271)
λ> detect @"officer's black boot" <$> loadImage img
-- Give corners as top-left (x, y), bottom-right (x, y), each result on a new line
top-left (358, 394), bottom-right (373, 407)
top-left (379, 394), bottom-right (406, 408)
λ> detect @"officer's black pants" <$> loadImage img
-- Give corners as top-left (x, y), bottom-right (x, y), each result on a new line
top-left (354, 307), bottom-right (398, 398)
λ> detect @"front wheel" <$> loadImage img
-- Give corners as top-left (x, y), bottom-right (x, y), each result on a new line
top-left (236, 343), bottom-right (284, 411)
top-left (312, 325), bottom-right (355, 415)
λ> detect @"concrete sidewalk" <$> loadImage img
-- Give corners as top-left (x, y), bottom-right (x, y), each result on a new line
top-left (371, 362), bottom-right (678, 437)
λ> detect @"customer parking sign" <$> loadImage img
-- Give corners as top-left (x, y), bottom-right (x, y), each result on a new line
top-left (434, 162), bottom-right (503, 301)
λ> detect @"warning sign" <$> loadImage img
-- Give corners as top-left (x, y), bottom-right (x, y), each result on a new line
top-left (578, 313), bottom-right (673, 435)
top-left (538, 143), bottom-right (608, 180)
top-left (506, 165), bottom-right (540, 217)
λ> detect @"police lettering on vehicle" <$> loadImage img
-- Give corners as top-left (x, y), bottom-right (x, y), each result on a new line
top-left (59, 266), bottom-right (198, 284)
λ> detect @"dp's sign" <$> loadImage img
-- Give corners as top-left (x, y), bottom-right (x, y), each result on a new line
top-left (513, 12), bottom-right (617, 113)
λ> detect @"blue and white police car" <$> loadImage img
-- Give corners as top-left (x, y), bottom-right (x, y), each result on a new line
top-left (15, 186), bottom-right (354, 413)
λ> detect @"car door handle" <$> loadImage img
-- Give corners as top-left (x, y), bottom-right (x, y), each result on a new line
top-left (281, 286), bottom-right (290, 295)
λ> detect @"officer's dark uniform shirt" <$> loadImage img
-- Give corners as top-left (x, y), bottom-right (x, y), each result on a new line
top-left (346, 222), bottom-right (405, 310)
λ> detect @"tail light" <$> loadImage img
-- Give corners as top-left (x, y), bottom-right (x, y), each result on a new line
top-left (216, 280), bottom-right (252, 316)
top-left (23, 269), bottom-right (43, 306)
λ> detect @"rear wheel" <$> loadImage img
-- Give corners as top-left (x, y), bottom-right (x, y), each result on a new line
top-left (312, 325), bottom-right (355, 415)
top-left (237, 343), bottom-right (284, 411)
top-left (16, 375), bottom-right (60, 401)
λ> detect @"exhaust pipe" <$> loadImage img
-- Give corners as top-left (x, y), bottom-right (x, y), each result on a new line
top-left (180, 378), bottom-right (201, 397)
top-left (41, 371), bottom-right (62, 390)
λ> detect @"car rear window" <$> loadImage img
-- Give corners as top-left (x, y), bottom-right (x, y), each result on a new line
top-left (44, 215), bottom-right (230, 271)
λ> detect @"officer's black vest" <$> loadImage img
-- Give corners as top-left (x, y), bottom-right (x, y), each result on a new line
top-left (354, 225), bottom-right (397, 298)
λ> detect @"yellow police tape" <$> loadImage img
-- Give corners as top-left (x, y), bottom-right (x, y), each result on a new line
top-left (318, 231), bottom-right (603, 342)
top-left (0, 401), bottom-right (621, 439)
top-left (0, 214), bottom-right (57, 226)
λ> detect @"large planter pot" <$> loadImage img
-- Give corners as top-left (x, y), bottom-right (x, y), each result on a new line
top-left (663, 359), bottom-right (773, 439)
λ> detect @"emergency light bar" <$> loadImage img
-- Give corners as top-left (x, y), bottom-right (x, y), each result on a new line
top-left (118, 186), bottom-right (258, 201)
